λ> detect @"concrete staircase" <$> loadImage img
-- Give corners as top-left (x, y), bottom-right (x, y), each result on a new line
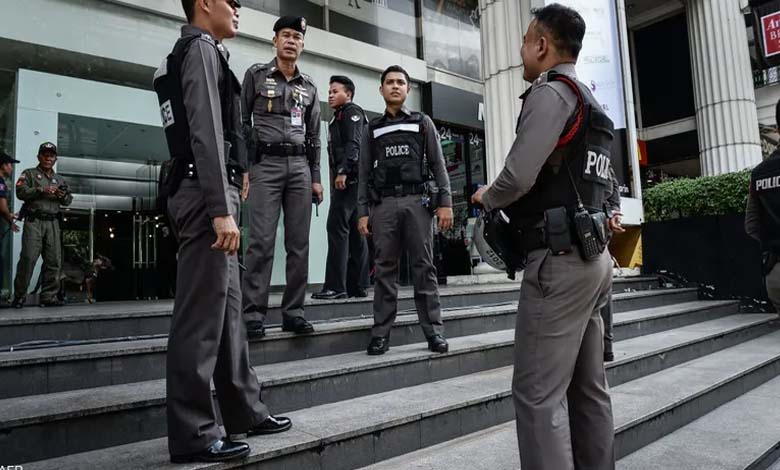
top-left (1, 277), bottom-right (777, 469)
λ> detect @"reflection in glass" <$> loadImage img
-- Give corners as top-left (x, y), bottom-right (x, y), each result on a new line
top-left (241, 0), bottom-right (325, 29)
top-left (0, 69), bottom-right (14, 298)
top-left (423, 0), bottom-right (482, 79)
top-left (329, 0), bottom-right (419, 57)
top-left (56, 113), bottom-right (175, 302)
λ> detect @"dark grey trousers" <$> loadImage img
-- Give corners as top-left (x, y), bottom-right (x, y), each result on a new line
top-left (242, 156), bottom-right (312, 322)
top-left (323, 182), bottom-right (368, 294)
top-left (166, 180), bottom-right (269, 456)
top-left (601, 291), bottom-right (614, 359)
top-left (767, 264), bottom-right (780, 313)
top-left (513, 247), bottom-right (615, 470)
top-left (370, 195), bottom-right (443, 338)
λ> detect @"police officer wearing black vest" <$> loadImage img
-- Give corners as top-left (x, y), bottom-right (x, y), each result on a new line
top-left (153, 0), bottom-right (290, 463)
top-left (746, 98), bottom-right (780, 314)
top-left (312, 76), bottom-right (369, 300)
top-left (357, 65), bottom-right (453, 356)
top-left (472, 5), bottom-right (615, 469)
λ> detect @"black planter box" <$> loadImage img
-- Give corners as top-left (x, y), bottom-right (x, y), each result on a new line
top-left (642, 213), bottom-right (771, 310)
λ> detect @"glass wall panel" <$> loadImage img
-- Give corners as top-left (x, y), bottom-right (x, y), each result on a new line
top-left (241, 0), bottom-right (325, 29)
top-left (329, 0), bottom-right (419, 58)
top-left (56, 113), bottom-right (173, 301)
top-left (422, 0), bottom-right (481, 79)
top-left (0, 70), bottom-right (15, 300)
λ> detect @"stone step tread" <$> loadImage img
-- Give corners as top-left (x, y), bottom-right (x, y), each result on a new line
top-left (0, 278), bottom-right (663, 326)
top-left (610, 314), bottom-right (777, 364)
top-left (359, 331), bottom-right (780, 470)
top-left (612, 300), bottom-right (737, 323)
top-left (770, 458), bottom-right (780, 470)
top-left (611, 329), bottom-right (780, 431)
top-left (0, 301), bottom-right (731, 429)
top-left (0, 298), bottom-right (719, 429)
top-left (25, 324), bottom-right (780, 469)
top-left (617, 375), bottom-right (780, 470)
top-left (0, 329), bottom-right (515, 428)
top-left (0, 289), bottom-right (701, 367)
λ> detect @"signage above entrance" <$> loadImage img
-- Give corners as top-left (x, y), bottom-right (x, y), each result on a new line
top-left (422, 82), bottom-right (485, 131)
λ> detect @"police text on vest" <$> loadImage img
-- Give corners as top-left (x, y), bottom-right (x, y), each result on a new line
top-left (385, 145), bottom-right (410, 158)
top-left (585, 151), bottom-right (610, 180)
top-left (756, 175), bottom-right (780, 191)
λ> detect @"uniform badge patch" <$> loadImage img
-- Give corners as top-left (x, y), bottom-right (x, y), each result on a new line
top-left (160, 100), bottom-right (175, 129)
top-left (351, 115), bottom-right (361, 122)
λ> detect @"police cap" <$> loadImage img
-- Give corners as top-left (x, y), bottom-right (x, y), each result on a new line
top-left (0, 151), bottom-right (19, 164)
top-left (38, 142), bottom-right (57, 156)
top-left (274, 16), bottom-right (307, 35)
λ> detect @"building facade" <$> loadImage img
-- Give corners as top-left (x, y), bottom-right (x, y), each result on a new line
top-left (0, 0), bottom-right (486, 301)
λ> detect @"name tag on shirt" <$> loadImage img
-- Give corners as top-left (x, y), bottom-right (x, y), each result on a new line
top-left (291, 106), bottom-right (303, 127)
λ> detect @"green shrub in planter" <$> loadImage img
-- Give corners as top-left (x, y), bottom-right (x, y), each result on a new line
top-left (643, 170), bottom-right (751, 222)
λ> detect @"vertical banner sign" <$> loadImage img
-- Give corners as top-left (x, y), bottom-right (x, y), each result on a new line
top-left (752, 0), bottom-right (780, 68)
top-left (544, 0), bottom-right (627, 130)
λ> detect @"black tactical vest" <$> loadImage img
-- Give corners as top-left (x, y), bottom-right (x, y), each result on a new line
top-left (329, 102), bottom-right (367, 169)
top-left (751, 151), bottom-right (780, 252)
top-left (369, 112), bottom-right (428, 189)
top-left (504, 72), bottom-right (615, 226)
top-left (153, 34), bottom-right (241, 164)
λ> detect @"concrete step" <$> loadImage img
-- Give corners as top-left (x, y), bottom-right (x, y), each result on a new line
top-left (770, 459), bottom-right (780, 470)
top-left (0, 277), bottom-right (661, 347)
top-left (357, 329), bottom-right (780, 470)
top-left (0, 289), bottom-right (698, 399)
top-left (0, 309), bottom-right (764, 463)
top-left (617, 375), bottom-right (780, 470)
top-left (27, 327), bottom-right (780, 469)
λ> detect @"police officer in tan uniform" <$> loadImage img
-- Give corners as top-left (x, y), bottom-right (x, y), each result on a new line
top-left (12, 142), bottom-right (73, 308)
top-left (473, 5), bottom-right (615, 469)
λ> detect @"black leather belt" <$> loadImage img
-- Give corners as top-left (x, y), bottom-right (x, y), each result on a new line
top-left (183, 163), bottom-right (243, 190)
top-left (379, 184), bottom-right (426, 198)
top-left (518, 228), bottom-right (546, 252)
top-left (255, 143), bottom-right (306, 161)
top-left (28, 211), bottom-right (60, 222)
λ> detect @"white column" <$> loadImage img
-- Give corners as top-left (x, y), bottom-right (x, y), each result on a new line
top-left (685, 0), bottom-right (762, 175)
top-left (479, 0), bottom-right (537, 182)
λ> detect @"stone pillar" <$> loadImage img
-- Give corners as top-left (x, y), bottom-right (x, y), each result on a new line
top-left (685, 0), bottom-right (762, 175)
top-left (479, 0), bottom-right (536, 181)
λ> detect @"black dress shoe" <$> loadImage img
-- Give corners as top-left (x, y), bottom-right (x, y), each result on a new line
top-left (427, 334), bottom-right (449, 353)
top-left (311, 289), bottom-right (348, 300)
top-left (245, 321), bottom-right (266, 339)
top-left (11, 297), bottom-right (24, 309)
top-left (170, 438), bottom-right (250, 463)
top-left (247, 415), bottom-right (292, 436)
top-left (348, 289), bottom-right (368, 298)
top-left (282, 316), bottom-right (315, 334)
top-left (604, 351), bottom-right (615, 362)
top-left (367, 336), bottom-right (390, 355)
top-left (39, 299), bottom-right (64, 308)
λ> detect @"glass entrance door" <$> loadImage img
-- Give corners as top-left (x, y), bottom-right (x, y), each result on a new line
top-left (436, 125), bottom-right (486, 278)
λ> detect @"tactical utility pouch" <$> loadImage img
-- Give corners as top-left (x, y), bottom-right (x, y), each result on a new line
top-left (544, 207), bottom-right (573, 255)
top-left (763, 252), bottom-right (778, 276)
top-left (573, 206), bottom-right (608, 261)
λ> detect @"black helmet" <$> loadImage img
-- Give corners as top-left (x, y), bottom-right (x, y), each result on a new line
top-left (473, 210), bottom-right (526, 279)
